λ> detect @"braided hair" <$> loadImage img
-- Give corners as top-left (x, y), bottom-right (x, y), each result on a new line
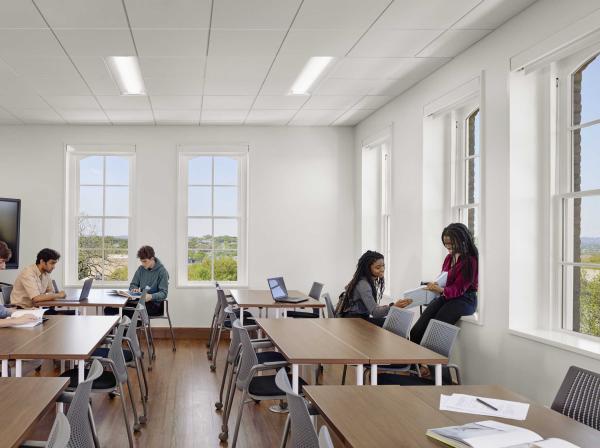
top-left (346, 250), bottom-right (385, 305)
top-left (441, 223), bottom-right (478, 281)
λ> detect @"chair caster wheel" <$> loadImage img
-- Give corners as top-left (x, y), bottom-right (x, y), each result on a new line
top-left (207, 354), bottom-right (212, 360)
top-left (108, 392), bottom-right (117, 399)
top-left (139, 416), bottom-right (147, 424)
top-left (210, 364), bottom-right (216, 372)
top-left (148, 366), bottom-right (153, 372)
top-left (151, 353), bottom-right (156, 360)
top-left (172, 347), bottom-right (176, 352)
top-left (134, 423), bottom-right (141, 432)
top-left (215, 402), bottom-right (223, 410)
top-left (218, 432), bottom-right (228, 441)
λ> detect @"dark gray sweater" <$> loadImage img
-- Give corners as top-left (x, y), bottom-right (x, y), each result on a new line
top-left (129, 258), bottom-right (169, 302)
top-left (345, 278), bottom-right (389, 318)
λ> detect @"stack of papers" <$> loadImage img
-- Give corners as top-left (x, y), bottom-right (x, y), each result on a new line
top-left (9, 308), bottom-right (47, 327)
top-left (403, 271), bottom-right (448, 306)
top-left (440, 394), bottom-right (530, 420)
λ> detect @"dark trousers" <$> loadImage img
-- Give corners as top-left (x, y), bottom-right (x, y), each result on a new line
top-left (105, 300), bottom-right (164, 318)
top-left (410, 292), bottom-right (477, 344)
top-left (342, 312), bottom-right (385, 328)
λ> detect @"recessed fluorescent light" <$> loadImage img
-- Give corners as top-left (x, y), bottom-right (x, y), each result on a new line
top-left (289, 56), bottom-right (334, 95)
top-left (105, 56), bottom-right (146, 96)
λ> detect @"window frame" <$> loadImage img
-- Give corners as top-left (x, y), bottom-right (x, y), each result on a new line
top-left (64, 145), bottom-right (136, 287)
top-left (177, 145), bottom-right (249, 288)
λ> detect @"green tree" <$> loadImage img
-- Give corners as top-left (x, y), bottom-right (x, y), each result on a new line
top-left (579, 270), bottom-right (600, 337)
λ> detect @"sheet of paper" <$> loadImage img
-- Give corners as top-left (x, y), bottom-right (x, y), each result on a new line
top-left (8, 308), bottom-right (47, 327)
top-left (440, 394), bottom-right (530, 420)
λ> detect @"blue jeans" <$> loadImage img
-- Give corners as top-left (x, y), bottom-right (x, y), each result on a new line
top-left (410, 291), bottom-right (477, 344)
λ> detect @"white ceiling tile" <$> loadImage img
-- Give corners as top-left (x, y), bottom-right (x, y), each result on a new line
top-left (212, 0), bottom-right (301, 29)
top-left (203, 71), bottom-right (264, 96)
top-left (133, 29), bottom-right (208, 58)
top-left (454, 0), bottom-right (537, 29)
top-left (44, 96), bottom-right (100, 110)
top-left (0, 107), bottom-right (21, 124)
top-left (55, 30), bottom-right (135, 57)
top-left (332, 108), bottom-right (374, 126)
top-left (124, 0), bottom-right (211, 28)
top-left (303, 95), bottom-right (360, 110)
top-left (374, 0), bottom-right (481, 29)
top-left (260, 53), bottom-right (313, 95)
top-left (329, 57), bottom-right (442, 80)
top-left (0, 1), bottom-right (47, 28)
top-left (370, 58), bottom-right (449, 95)
top-left (150, 95), bottom-right (203, 110)
top-left (97, 95), bottom-right (150, 110)
top-left (25, 75), bottom-right (91, 96)
top-left (210, 30), bottom-right (286, 59)
top-left (253, 95), bottom-right (307, 110)
top-left (349, 29), bottom-right (441, 57)
top-left (0, 94), bottom-right (47, 109)
top-left (201, 110), bottom-right (247, 124)
top-left (34, 0), bottom-right (128, 29)
top-left (279, 29), bottom-right (364, 58)
top-left (418, 29), bottom-right (491, 58)
top-left (138, 57), bottom-right (205, 78)
top-left (11, 108), bottom-right (66, 124)
top-left (202, 96), bottom-right (254, 110)
top-left (71, 57), bottom-right (120, 95)
top-left (293, 0), bottom-right (391, 29)
top-left (245, 109), bottom-right (296, 125)
top-left (313, 78), bottom-right (381, 96)
top-left (289, 109), bottom-right (344, 126)
top-left (1, 56), bottom-right (79, 78)
top-left (105, 109), bottom-right (154, 123)
top-left (0, 73), bottom-right (33, 94)
top-left (351, 95), bottom-right (391, 109)
top-left (144, 77), bottom-right (203, 95)
top-left (154, 109), bottom-right (200, 123)
top-left (0, 30), bottom-right (65, 58)
top-left (59, 109), bottom-right (109, 123)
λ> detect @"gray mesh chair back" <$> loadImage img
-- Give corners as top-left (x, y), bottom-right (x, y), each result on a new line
top-left (275, 369), bottom-right (318, 448)
top-left (225, 307), bottom-right (242, 364)
top-left (551, 365), bottom-right (600, 430)
top-left (1, 285), bottom-right (12, 305)
top-left (109, 317), bottom-right (130, 384)
top-left (322, 293), bottom-right (336, 318)
top-left (420, 319), bottom-right (460, 357)
top-left (383, 307), bottom-right (414, 339)
top-left (234, 320), bottom-right (259, 390)
top-left (308, 282), bottom-right (324, 300)
top-left (66, 359), bottom-right (103, 448)
top-left (46, 412), bottom-right (71, 448)
top-left (127, 306), bottom-right (144, 359)
top-left (318, 426), bottom-right (334, 448)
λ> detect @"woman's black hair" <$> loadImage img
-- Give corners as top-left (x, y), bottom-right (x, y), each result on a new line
top-left (441, 223), bottom-right (478, 280)
top-left (346, 250), bottom-right (385, 304)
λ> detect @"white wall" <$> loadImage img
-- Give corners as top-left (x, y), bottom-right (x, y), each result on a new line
top-left (355, 0), bottom-right (600, 405)
top-left (0, 125), bottom-right (355, 327)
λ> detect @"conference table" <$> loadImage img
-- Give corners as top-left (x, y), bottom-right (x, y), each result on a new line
top-left (303, 384), bottom-right (600, 447)
top-left (0, 377), bottom-right (69, 448)
top-left (43, 288), bottom-right (128, 315)
top-left (255, 318), bottom-right (448, 392)
top-left (228, 289), bottom-right (325, 325)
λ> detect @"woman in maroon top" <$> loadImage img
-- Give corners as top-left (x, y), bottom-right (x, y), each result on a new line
top-left (410, 223), bottom-right (478, 345)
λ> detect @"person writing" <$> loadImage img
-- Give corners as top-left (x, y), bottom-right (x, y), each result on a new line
top-left (0, 241), bottom-right (38, 326)
top-left (339, 250), bottom-right (411, 326)
top-left (410, 223), bottom-right (478, 345)
top-left (126, 245), bottom-right (169, 318)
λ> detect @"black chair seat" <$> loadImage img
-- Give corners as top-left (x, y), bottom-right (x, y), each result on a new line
top-left (249, 374), bottom-right (307, 397)
top-left (285, 310), bottom-right (319, 319)
top-left (60, 368), bottom-right (117, 390)
top-left (256, 351), bottom-right (286, 364)
top-left (93, 347), bottom-right (134, 363)
top-left (224, 318), bottom-right (256, 328)
top-left (377, 370), bottom-right (453, 386)
top-left (233, 308), bottom-right (254, 319)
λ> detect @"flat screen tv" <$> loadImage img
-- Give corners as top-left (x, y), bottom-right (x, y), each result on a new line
top-left (0, 198), bottom-right (20, 269)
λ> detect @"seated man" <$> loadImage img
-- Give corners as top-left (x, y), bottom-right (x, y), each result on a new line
top-left (0, 241), bottom-right (38, 326)
top-left (11, 248), bottom-right (67, 310)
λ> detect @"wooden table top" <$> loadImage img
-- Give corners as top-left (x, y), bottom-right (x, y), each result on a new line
top-left (229, 289), bottom-right (325, 309)
top-left (10, 315), bottom-right (119, 360)
top-left (44, 288), bottom-right (129, 307)
top-left (255, 318), bottom-right (369, 364)
top-left (312, 318), bottom-right (448, 365)
top-left (0, 317), bottom-right (63, 359)
top-left (0, 377), bottom-right (69, 448)
top-left (304, 385), bottom-right (600, 448)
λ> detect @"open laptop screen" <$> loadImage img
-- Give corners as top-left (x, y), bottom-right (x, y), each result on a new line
top-left (268, 277), bottom-right (287, 300)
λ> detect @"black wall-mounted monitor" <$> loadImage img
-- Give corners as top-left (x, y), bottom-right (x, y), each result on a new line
top-left (0, 198), bottom-right (21, 269)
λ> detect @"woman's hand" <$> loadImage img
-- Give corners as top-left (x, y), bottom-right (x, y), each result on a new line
top-left (393, 298), bottom-right (413, 308)
top-left (425, 282), bottom-right (444, 294)
top-left (131, 288), bottom-right (141, 293)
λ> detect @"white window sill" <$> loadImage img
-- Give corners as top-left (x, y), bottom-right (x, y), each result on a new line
top-left (460, 312), bottom-right (483, 326)
top-left (65, 283), bottom-right (129, 289)
top-left (176, 283), bottom-right (248, 289)
top-left (509, 327), bottom-right (600, 361)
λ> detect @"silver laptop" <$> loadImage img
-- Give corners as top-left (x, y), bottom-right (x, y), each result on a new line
top-left (73, 277), bottom-right (93, 301)
top-left (267, 277), bottom-right (307, 303)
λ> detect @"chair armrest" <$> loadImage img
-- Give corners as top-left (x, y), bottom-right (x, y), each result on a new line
top-left (243, 324), bottom-right (260, 331)
top-left (57, 391), bottom-right (75, 404)
top-left (19, 441), bottom-right (46, 447)
top-left (251, 340), bottom-right (274, 349)
top-left (447, 363), bottom-right (461, 385)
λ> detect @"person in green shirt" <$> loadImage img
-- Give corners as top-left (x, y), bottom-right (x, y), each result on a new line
top-left (127, 245), bottom-right (169, 317)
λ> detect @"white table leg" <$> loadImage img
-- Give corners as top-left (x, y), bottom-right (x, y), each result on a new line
top-left (60, 360), bottom-right (65, 372)
top-left (1, 360), bottom-right (7, 377)
top-left (78, 360), bottom-right (85, 384)
top-left (56, 402), bottom-right (64, 413)
top-left (274, 308), bottom-right (280, 319)
top-left (435, 364), bottom-right (442, 386)
top-left (15, 360), bottom-right (22, 377)
top-left (118, 307), bottom-right (123, 317)
top-left (292, 364), bottom-right (299, 394)
top-left (370, 364), bottom-right (378, 385)
top-left (356, 364), bottom-right (364, 385)
top-left (82, 307), bottom-right (87, 316)
top-left (239, 307), bottom-right (244, 326)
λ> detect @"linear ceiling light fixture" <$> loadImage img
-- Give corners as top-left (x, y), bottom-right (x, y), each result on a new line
top-left (105, 56), bottom-right (146, 96)
top-left (289, 56), bottom-right (334, 95)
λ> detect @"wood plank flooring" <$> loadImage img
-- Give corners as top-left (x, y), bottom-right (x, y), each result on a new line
top-left (24, 338), bottom-right (347, 447)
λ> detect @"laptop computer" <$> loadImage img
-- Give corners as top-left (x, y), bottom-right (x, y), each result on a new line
top-left (60, 277), bottom-right (92, 301)
top-left (267, 277), bottom-right (307, 303)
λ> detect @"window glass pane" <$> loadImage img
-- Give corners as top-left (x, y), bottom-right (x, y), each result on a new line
top-left (78, 249), bottom-right (104, 281)
top-left (562, 265), bottom-right (600, 338)
top-left (459, 207), bottom-right (478, 244)
top-left (79, 156), bottom-right (103, 185)
top-left (214, 219), bottom-right (238, 250)
top-left (188, 251), bottom-right (212, 281)
top-left (467, 110), bottom-right (480, 156)
top-left (79, 186), bottom-right (103, 216)
top-left (574, 54), bottom-right (600, 125)
top-left (105, 219), bottom-right (128, 250)
top-left (215, 251), bottom-right (237, 281)
top-left (105, 250), bottom-right (128, 281)
top-left (569, 196), bottom-right (600, 264)
top-left (105, 156), bottom-right (129, 185)
top-left (573, 124), bottom-right (600, 192)
top-left (78, 217), bottom-right (102, 248)
top-left (189, 156), bottom-right (212, 184)
top-left (214, 187), bottom-right (238, 216)
top-left (105, 186), bottom-right (129, 216)
top-left (188, 186), bottom-right (211, 216)
top-left (214, 157), bottom-right (238, 185)
top-left (188, 219), bottom-right (213, 250)
top-left (465, 157), bottom-right (480, 204)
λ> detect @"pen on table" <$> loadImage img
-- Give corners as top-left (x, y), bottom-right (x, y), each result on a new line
top-left (476, 398), bottom-right (498, 411)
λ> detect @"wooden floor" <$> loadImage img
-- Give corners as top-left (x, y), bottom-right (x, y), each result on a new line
top-left (25, 338), bottom-right (346, 448)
